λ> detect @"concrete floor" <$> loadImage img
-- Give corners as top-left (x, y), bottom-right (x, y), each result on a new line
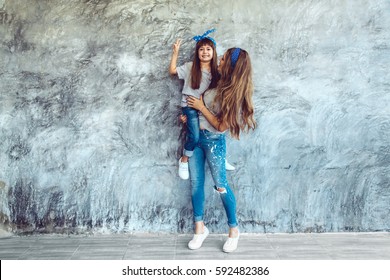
top-left (1, 232), bottom-right (390, 260)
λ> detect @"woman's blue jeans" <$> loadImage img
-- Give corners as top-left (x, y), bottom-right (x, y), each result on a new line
top-left (188, 129), bottom-right (238, 228)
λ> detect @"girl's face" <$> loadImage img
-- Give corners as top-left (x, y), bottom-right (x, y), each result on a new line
top-left (198, 44), bottom-right (214, 63)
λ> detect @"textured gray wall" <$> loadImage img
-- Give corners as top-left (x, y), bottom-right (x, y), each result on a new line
top-left (0, 0), bottom-right (389, 234)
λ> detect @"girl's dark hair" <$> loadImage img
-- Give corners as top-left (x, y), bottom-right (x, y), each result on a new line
top-left (190, 38), bottom-right (219, 90)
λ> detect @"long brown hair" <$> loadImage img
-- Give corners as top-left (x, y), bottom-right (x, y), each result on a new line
top-left (190, 38), bottom-right (219, 90)
top-left (215, 48), bottom-right (256, 139)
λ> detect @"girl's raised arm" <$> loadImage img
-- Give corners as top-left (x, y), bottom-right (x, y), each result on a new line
top-left (169, 39), bottom-right (182, 75)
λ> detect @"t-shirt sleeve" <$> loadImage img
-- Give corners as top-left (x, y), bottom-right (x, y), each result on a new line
top-left (176, 62), bottom-right (190, 80)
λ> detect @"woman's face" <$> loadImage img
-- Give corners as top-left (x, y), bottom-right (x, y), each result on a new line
top-left (218, 53), bottom-right (226, 73)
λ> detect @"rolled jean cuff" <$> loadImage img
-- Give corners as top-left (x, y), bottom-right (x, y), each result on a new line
top-left (228, 222), bottom-right (239, 228)
top-left (194, 216), bottom-right (203, 223)
top-left (184, 149), bottom-right (194, 157)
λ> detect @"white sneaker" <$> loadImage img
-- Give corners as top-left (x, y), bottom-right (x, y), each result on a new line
top-left (178, 158), bottom-right (189, 180)
top-left (223, 229), bottom-right (239, 253)
top-left (188, 226), bottom-right (209, 250)
top-left (225, 160), bottom-right (235, 171)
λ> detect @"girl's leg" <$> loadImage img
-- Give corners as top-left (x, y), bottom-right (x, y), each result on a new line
top-left (183, 107), bottom-right (200, 158)
top-left (179, 107), bottom-right (200, 179)
top-left (181, 155), bottom-right (189, 163)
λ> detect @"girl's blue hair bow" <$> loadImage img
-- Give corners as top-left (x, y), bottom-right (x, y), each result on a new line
top-left (192, 28), bottom-right (216, 46)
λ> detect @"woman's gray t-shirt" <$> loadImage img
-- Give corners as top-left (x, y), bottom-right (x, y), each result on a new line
top-left (199, 88), bottom-right (226, 134)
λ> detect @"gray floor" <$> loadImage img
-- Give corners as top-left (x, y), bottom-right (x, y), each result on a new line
top-left (1, 232), bottom-right (390, 260)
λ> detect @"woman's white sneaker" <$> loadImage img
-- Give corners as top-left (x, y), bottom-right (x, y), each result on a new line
top-left (223, 230), bottom-right (239, 253)
top-left (188, 226), bottom-right (209, 250)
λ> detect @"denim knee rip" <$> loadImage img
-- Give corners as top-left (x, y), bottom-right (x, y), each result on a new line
top-left (213, 185), bottom-right (227, 194)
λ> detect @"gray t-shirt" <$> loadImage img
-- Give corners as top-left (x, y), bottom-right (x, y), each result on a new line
top-left (176, 62), bottom-right (212, 107)
top-left (199, 88), bottom-right (226, 134)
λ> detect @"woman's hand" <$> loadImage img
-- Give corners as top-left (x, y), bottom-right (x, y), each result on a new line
top-left (187, 95), bottom-right (205, 111)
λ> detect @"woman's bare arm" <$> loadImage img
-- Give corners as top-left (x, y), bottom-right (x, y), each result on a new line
top-left (186, 95), bottom-right (228, 132)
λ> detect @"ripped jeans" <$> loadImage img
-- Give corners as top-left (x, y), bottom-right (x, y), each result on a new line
top-left (182, 106), bottom-right (200, 158)
top-left (188, 129), bottom-right (238, 228)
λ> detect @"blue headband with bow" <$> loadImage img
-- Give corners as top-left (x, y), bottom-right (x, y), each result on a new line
top-left (231, 48), bottom-right (241, 68)
top-left (192, 28), bottom-right (216, 46)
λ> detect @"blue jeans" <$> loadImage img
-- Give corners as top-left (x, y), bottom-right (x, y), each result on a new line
top-left (188, 129), bottom-right (238, 228)
top-left (182, 106), bottom-right (200, 158)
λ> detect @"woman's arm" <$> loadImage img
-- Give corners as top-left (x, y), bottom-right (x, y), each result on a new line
top-left (169, 39), bottom-right (181, 75)
top-left (186, 95), bottom-right (228, 132)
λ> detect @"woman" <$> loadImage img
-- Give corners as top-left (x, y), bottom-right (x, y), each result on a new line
top-left (184, 47), bottom-right (256, 253)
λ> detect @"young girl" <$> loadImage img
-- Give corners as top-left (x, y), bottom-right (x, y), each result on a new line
top-left (169, 29), bottom-right (219, 180)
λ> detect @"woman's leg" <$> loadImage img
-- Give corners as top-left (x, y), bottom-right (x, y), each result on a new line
top-left (187, 145), bottom-right (209, 249)
top-left (202, 132), bottom-right (239, 252)
top-left (188, 145), bottom-right (206, 230)
top-left (205, 134), bottom-right (238, 229)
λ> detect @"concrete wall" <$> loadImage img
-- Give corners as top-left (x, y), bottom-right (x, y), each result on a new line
top-left (0, 0), bottom-right (389, 234)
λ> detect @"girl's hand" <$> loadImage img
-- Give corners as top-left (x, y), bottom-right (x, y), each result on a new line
top-left (187, 95), bottom-right (204, 111)
top-left (179, 114), bottom-right (187, 124)
top-left (173, 39), bottom-right (182, 53)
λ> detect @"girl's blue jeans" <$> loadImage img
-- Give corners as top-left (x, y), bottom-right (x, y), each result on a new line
top-left (182, 106), bottom-right (200, 158)
top-left (188, 129), bottom-right (238, 228)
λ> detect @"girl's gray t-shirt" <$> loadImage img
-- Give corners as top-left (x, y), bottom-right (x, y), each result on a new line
top-left (177, 62), bottom-right (212, 107)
